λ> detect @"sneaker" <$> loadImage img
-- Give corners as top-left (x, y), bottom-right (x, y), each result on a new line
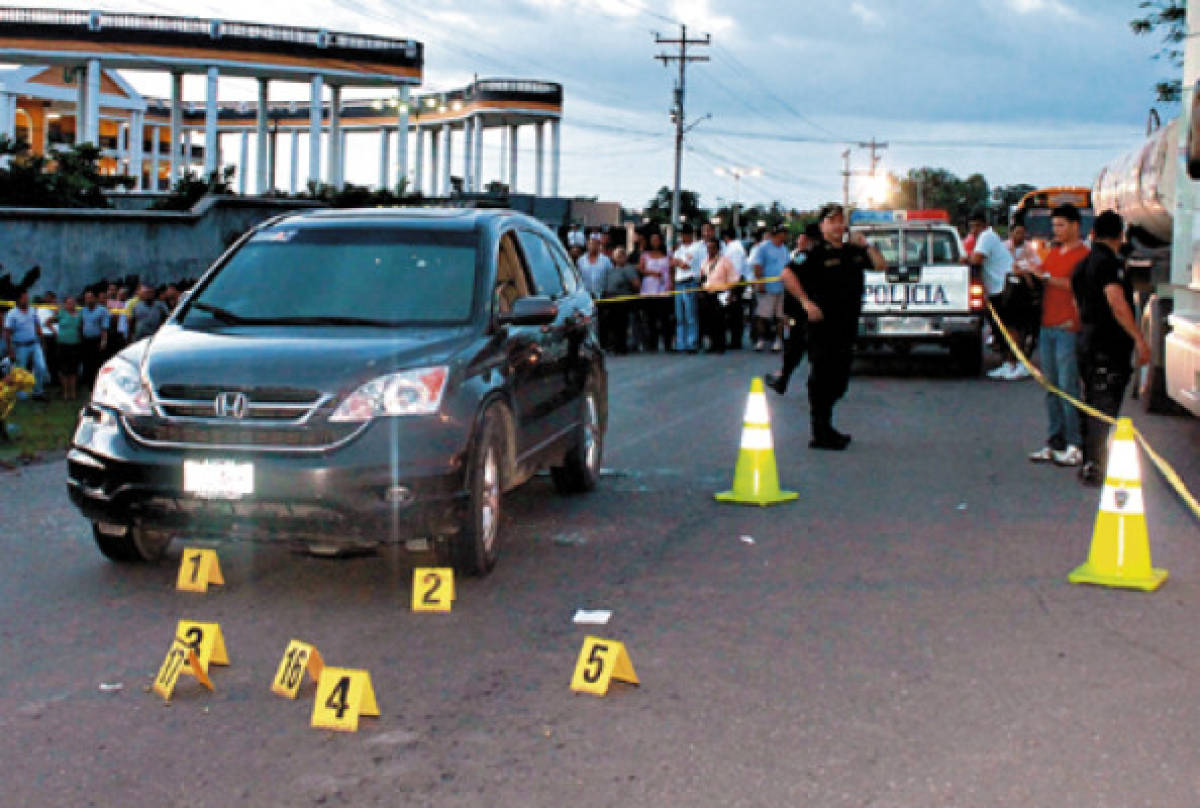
top-left (1052, 445), bottom-right (1083, 467)
top-left (1078, 461), bottom-right (1103, 487)
top-left (987, 362), bottom-right (1014, 380)
top-left (1007, 363), bottom-right (1032, 380)
top-left (763, 372), bottom-right (787, 395)
top-left (772, 338), bottom-right (783, 352)
top-left (754, 339), bottom-right (766, 352)
top-left (1028, 446), bottom-right (1055, 463)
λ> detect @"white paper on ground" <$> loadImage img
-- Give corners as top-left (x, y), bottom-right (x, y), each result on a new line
top-left (572, 609), bottom-right (612, 625)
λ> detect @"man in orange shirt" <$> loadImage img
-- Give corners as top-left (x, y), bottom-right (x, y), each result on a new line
top-left (1027, 204), bottom-right (1088, 467)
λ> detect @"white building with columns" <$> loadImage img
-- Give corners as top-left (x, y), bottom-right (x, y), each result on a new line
top-left (0, 8), bottom-right (564, 198)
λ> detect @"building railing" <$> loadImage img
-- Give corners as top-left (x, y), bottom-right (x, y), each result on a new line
top-left (0, 7), bottom-right (419, 57)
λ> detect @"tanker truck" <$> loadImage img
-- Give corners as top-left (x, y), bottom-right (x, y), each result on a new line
top-left (1093, 65), bottom-right (1200, 416)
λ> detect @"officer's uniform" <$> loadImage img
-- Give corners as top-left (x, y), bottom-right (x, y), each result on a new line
top-left (793, 240), bottom-right (870, 438)
top-left (774, 255), bottom-right (810, 387)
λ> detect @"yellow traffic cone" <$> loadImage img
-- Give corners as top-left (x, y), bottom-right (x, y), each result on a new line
top-left (714, 378), bottom-right (798, 506)
top-left (1068, 418), bottom-right (1167, 591)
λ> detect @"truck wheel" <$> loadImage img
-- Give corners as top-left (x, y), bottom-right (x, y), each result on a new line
top-left (551, 387), bottom-right (603, 495)
top-left (1139, 295), bottom-right (1175, 414)
top-left (92, 521), bottom-right (172, 563)
top-left (1138, 362), bottom-right (1174, 414)
top-left (951, 336), bottom-right (984, 377)
top-left (450, 407), bottom-right (505, 576)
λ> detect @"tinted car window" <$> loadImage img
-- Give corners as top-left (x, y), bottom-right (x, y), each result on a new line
top-left (546, 237), bottom-right (580, 294)
top-left (183, 227), bottom-right (477, 326)
top-left (517, 230), bottom-right (565, 298)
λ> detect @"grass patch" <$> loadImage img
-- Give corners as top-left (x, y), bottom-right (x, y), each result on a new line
top-left (0, 396), bottom-right (81, 462)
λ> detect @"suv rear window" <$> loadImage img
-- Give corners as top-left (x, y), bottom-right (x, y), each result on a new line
top-left (183, 227), bottom-right (478, 326)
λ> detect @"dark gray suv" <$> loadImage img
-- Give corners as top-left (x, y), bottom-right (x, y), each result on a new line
top-left (67, 208), bottom-right (607, 576)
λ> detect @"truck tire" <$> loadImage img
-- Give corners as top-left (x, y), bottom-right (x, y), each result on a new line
top-left (92, 521), bottom-right (172, 563)
top-left (551, 385), bottom-right (603, 495)
top-left (1139, 295), bottom-right (1175, 414)
top-left (449, 407), bottom-right (506, 576)
top-left (951, 335), bottom-right (984, 377)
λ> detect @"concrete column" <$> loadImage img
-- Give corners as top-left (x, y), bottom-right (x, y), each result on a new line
top-left (395, 87), bottom-right (409, 192)
top-left (499, 125), bottom-right (508, 184)
top-left (130, 111), bottom-right (144, 190)
top-left (535, 121), bottom-right (544, 197)
top-left (429, 126), bottom-right (439, 196)
top-left (309, 74), bottom-right (323, 187)
top-left (462, 118), bottom-right (473, 192)
top-left (150, 125), bottom-right (160, 190)
top-left (84, 58), bottom-right (101, 144)
top-left (472, 115), bottom-right (483, 193)
top-left (550, 118), bottom-right (560, 197)
top-left (255, 78), bottom-right (269, 193)
top-left (326, 85), bottom-right (342, 189)
top-left (238, 130), bottom-right (249, 194)
top-left (441, 124), bottom-right (452, 196)
top-left (75, 67), bottom-right (87, 145)
top-left (168, 72), bottom-right (182, 182)
top-left (508, 124), bottom-right (519, 193)
top-left (203, 66), bottom-right (219, 176)
top-left (378, 128), bottom-right (390, 190)
top-left (0, 93), bottom-right (15, 139)
top-left (289, 129), bottom-right (299, 194)
top-left (413, 123), bottom-right (424, 195)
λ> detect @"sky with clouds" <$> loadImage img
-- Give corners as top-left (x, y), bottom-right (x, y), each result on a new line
top-left (11, 0), bottom-right (1176, 210)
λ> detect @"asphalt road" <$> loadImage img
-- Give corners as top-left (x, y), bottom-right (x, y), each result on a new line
top-left (2, 350), bottom-right (1198, 807)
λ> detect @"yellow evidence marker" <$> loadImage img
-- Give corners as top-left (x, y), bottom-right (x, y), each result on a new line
top-left (311, 667), bottom-right (380, 732)
top-left (570, 636), bottom-right (639, 697)
top-left (153, 637), bottom-right (213, 701)
top-left (176, 547), bottom-right (225, 593)
top-left (411, 567), bottom-right (455, 612)
top-left (271, 639), bottom-right (326, 699)
top-left (173, 620), bottom-right (230, 674)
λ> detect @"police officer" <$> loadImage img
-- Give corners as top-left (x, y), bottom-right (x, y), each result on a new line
top-left (780, 204), bottom-right (886, 449)
top-left (1071, 210), bottom-right (1151, 485)
top-left (765, 222), bottom-right (822, 395)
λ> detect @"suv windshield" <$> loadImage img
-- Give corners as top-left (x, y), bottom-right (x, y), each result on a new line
top-left (182, 226), bottom-right (478, 327)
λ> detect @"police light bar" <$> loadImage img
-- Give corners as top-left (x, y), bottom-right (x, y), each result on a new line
top-left (848, 209), bottom-right (950, 225)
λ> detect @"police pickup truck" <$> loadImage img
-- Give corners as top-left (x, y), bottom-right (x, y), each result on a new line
top-left (849, 209), bottom-right (986, 375)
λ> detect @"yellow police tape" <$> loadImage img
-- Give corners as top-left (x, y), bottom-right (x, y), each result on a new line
top-left (593, 275), bottom-right (782, 305)
top-left (987, 300), bottom-right (1199, 521)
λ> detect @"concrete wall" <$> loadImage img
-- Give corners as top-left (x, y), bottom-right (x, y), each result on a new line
top-left (0, 195), bottom-right (325, 296)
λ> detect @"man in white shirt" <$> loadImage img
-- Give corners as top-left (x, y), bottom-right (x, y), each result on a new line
top-left (721, 229), bottom-right (749, 349)
top-left (966, 209), bottom-right (1018, 379)
top-left (671, 225), bottom-right (704, 352)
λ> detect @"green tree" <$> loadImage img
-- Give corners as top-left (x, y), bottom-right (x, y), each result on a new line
top-left (0, 137), bottom-right (115, 208)
top-left (643, 185), bottom-right (707, 228)
top-left (1131, 0), bottom-right (1186, 103)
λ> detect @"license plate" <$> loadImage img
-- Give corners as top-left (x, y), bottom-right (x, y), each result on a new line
top-left (879, 317), bottom-right (932, 334)
top-left (183, 459), bottom-right (254, 499)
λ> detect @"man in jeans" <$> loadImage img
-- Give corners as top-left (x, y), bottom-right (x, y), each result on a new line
top-left (966, 209), bottom-right (1019, 379)
top-left (3, 290), bottom-right (48, 400)
top-left (670, 225), bottom-right (703, 353)
top-left (1028, 204), bottom-right (1089, 467)
top-left (1072, 210), bottom-right (1151, 485)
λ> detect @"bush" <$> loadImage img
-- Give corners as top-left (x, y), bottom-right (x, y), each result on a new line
top-left (0, 137), bottom-right (118, 208)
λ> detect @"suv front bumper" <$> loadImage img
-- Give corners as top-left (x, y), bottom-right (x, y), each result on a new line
top-left (66, 406), bottom-right (472, 544)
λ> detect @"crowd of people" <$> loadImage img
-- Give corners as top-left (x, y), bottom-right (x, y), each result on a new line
top-left (3, 280), bottom-right (183, 401)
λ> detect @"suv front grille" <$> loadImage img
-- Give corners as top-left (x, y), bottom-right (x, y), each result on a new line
top-left (154, 384), bottom-right (326, 423)
top-left (123, 417), bottom-right (359, 449)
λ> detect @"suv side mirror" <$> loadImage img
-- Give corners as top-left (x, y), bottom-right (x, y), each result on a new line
top-left (499, 296), bottom-right (558, 327)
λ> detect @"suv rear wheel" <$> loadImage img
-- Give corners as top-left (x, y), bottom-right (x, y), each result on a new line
top-left (92, 521), bottom-right (172, 563)
top-left (951, 334), bottom-right (984, 377)
top-left (449, 407), bottom-right (505, 576)
top-left (551, 386), bottom-right (603, 495)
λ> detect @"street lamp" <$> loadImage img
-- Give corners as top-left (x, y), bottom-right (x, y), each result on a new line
top-left (714, 165), bottom-right (761, 235)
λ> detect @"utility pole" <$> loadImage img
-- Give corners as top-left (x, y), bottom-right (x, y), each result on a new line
top-left (655, 24), bottom-right (710, 239)
top-left (858, 137), bottom-right (888, 178)
top-left (841, 148), bottom-right (851, 211)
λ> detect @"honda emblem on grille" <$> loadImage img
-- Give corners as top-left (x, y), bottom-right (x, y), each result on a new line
top-left (214, 392), bottom-right (249, 419)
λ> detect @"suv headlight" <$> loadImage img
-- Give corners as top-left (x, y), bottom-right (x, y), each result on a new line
top-left (92, 356), bottom-right (152, 415)
top-left (330, 366), bottom-right (449, 422)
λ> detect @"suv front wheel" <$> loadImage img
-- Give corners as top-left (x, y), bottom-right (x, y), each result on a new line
top-left (92, 520), bottom-right (172, 563)
top-left (448, 407), bottom-right (506, 576)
